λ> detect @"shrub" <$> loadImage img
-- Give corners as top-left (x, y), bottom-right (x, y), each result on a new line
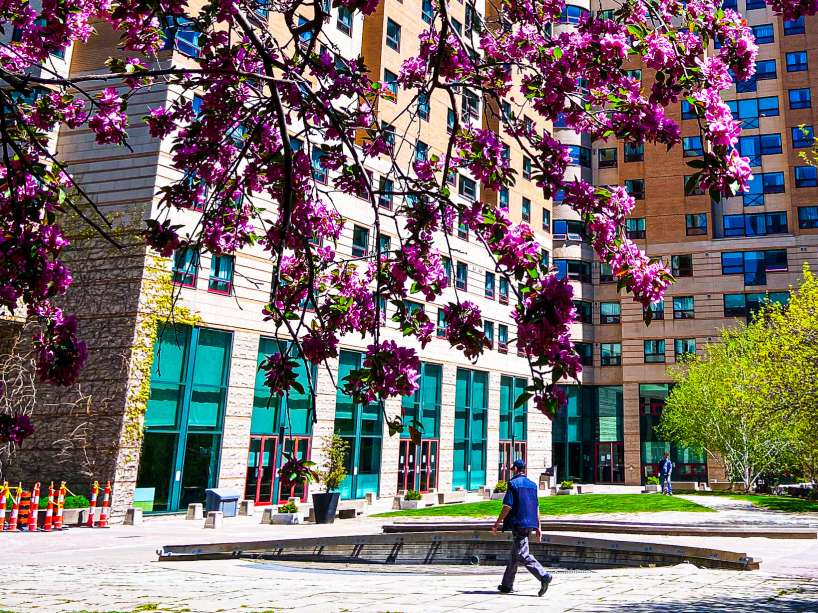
top-left (559, 480), bottom-right (574, 490)
top-left (320, 434), bottom-right (350, 492)
top-left (277, 501), bottom-right (298, 513)
top-left (493, 480), bottom-right (508, 493)
top-left (404, 489), bottom-right (422, 501)
top-left (38, 494), bottom-right (90, 509)
top-left (646, 476), bottom-right (661, 486)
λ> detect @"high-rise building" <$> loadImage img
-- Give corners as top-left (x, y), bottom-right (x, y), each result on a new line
top-left (4, 1), bottom-right (817, 516)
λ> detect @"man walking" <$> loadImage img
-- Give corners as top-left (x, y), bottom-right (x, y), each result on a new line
top-left (659, 451), bottom-right (674, 495)
top-left (492, 459), bottom-right (552, 596)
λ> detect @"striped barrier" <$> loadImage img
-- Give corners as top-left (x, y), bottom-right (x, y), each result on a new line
top-left (85, 481), bottom-right (99, 528)
top-left (42, 482), bottom-right (55, 532)
top-left (53, 482), bottom-right (66, 531)
top-left (27, 482), bottom-right (40, 532)
top-left (7, 485), bottom-right (21, 531)
top-left (96, 481), bottom-right (111, 528)
top-left (0, 482), bottom-right (8, 531)
top-left (18, 489), bottom-right (31, 531)
top-left (0, 480), bottom-right (112, 531)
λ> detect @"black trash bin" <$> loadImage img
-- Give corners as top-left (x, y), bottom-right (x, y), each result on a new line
top-left (205, 488), bottom-right (240, 518)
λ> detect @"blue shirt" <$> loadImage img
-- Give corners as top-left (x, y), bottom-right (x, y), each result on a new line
top-left (501, 474), bottom-right (540, 531)
top-left (659, 458), bottom-right (673, 477)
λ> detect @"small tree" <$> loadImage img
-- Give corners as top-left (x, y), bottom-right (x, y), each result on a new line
top-left (319, 434), bottom-right (349, 492)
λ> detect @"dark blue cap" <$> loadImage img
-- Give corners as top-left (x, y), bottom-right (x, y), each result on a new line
top-left (513, 459), bottom-right (526, 471)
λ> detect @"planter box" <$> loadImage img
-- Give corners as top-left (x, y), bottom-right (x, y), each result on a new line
top-left (271, 513), bottom-right (301, 525)
top-left (400, 499), bottom-right (423, 510)
top-left (557, 488), bottom-right (575, 496)
top-left (490, 492), bottom-right (506, 500)
top-left (62, 508), bottom-right (88, 526)
top-left (643, 485), bottom-right (660, 493)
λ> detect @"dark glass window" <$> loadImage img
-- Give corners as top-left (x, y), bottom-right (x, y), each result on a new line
top-left (685, 213), bottom-right (707, 236)
top-left (789, 88), bottom-right (812, 109)
top-left (786, 51), bottom-right (808, 72)
top-left (671, 255), bottom-right (693, 277)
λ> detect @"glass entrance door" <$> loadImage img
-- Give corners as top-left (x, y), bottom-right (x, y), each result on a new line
top-left (245, 436), bottom-right (277, 505)
top-left (498, 440), bottom-right (527, 482)
top-left (595, 442), bottom-right (624, 483)
top-left (453, 368), bottom-right (488, 491)
top-left (397, 439), bottom-right (439, 492)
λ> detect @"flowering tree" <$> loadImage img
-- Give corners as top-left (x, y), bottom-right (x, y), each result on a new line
top-left (1, 0), bottom-right (814, 439)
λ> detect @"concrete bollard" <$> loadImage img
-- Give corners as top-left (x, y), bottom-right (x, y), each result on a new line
top-left (124, 507), bottom-right (143, 526)
top-left (239, 499), bottom-right (254, 516)
top-left (186, 503), bottom-right (203, 520)
top-left (204, 511), bottom-right (223, 529)
top-left (392, 495), bottom-right (402, 510)
top-left (261, 507), bottom-right (274, 524)
top-left (365, 492), bottom-right (376, 505)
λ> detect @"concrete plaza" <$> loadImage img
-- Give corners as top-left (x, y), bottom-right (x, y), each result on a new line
top-left (1, 495), bottom-right (817, 612)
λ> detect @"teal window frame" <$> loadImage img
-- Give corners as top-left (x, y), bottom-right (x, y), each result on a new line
top-left (453, 368), bottom-right (489, 490)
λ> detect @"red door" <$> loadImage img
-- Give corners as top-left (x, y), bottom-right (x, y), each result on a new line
top-left (397, 439), bottom-right (439, 492)
top-left (245, 436), bottom-right (277, 505)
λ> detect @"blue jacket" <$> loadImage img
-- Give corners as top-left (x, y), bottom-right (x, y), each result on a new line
top-left (502, 474), bottom-right (540, 531)
top-left (659, 457), bottom-right (674, 477)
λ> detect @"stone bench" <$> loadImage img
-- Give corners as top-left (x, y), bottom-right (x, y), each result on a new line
top-left (337, 499), bottom-right (366, 515)
top-left (337, 508), bottom-right (357, 519)
top-left (672, 481), bottom-right (700, 492)
top-left (710, 481), bottom-right (743, 491)
top-left (438, 490), bottom-right (466, 505)
top-left (576, 484), bottom-right (594, 494)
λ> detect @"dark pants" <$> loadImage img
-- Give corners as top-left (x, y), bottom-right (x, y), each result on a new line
top-left (501, 528), bottom-right (550, 589)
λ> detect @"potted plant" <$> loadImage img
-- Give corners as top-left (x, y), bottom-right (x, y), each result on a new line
top-left (38, 494), bottom-right (90, 526)
top-left (491, 481), bottom-right (508, 500)
top-left (312, 434), bottom-right (349, 524)
top-left (557, 480), bottom-right (575, 495)
top-left (271, 501), bottom-right (301, 524)
top-left (644, 476), bottom-right (661, 493)
top-left (400, 489), bottom-right (423, 510)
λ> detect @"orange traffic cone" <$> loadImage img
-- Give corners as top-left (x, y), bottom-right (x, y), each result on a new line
top-left (96, 481), bottom-right (111, 528)
top-left (53, 482), bottom-right (66, 531)
top-left (27, 482), bottom-right (40, 532)
top-left (7, 485), bottom-right (21, 531)
top-left (85, 481), bottom-right (99, 527)
top-left (0, 482), bottom-right (8, 532)
top-left (42, 483), bottom-right (55, 532)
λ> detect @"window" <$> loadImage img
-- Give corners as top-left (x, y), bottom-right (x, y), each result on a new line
top-left (625, 179), bottom-right (644, 199)
top-left (311, 148), bottom-right (328, 184)
top-left (723, 212), bottom-right (788, 237)
top-left (447, 108), bottom-right (456, 133)
top-left (381, 122), bottom-right (395, 152)
top-left (418, 93), bottom-right (430, 120)
top-left (673, 296), bottom-right (694, 319)
top-left (625, 69), bottom-right (642, 82)
top-left (560, 5), bottom-right (589, 23)
top-left (459, 176), bottom-right (477, 201)
top-left (522, 156), bottom-right (532, 180)
top-left (383, 69), bottom-right (398, 99)
top-left (173, 249), bottom-right (199, 287)
top-left (739, 171), bottom-right (786, 206)
top-left (462, 90), bottom-right (480, 122)
top-left (728, 97), bottom-right (782, 127)
top-left (599, 262), bottom-right (614, 283)
top-left (787, 51), bottom-right (808, 72)
top-left (465, 3), bottom-right (480, 36)
top-left (498, 324), bottom-right (509, 353)
top-left (163, 16), bottom-right (201, 58)
top-left (485, 272), bottom-right (496, 299)
top-left (553, 219), bottom-right (585, 240)
top-left (724, 292), bottom-right (790, 318)
top-left (208, 254), bottom-right (234, 294)
top-left (784, 16), bottom-right (805, 35)
top-left (685, 213), bottom-right (707, 236)
top-left (521, 197), bottom-right (531, 222)
top-left (600, 302), bottom-right (621, 324)
top-left (422, 0), bottom-right (434, 23)
top-left (542, 208), bottom-right (551, 231)
top-left (378, 234), bottom-right (391, 255)
top-left (442, 257), bottom-right (452, 285)
top-left (738, 133), bottom-right (782, 166)
top-left (499, 188), bottom-right (509, 210)
top-left (795, 166), bottom-right (817, 187)
top-left (378, 176), bottom-right (393, 209)
top-left (574, 300), bottom-right (592, 324)
top-left (483, 321), bottom-right (494, 349)
top-left (456, 262), bottom-right (468, 290)
top-left (624, 143), bottom-right (643, 162)
top-left (792, 126), bottom-right (814, 149)
top-left (451, 18), bottom-right (462, 34)
top-left (575, 342), bottom-right (593, 366)
top-left (674, 339), bottom-right (696, 359)
top-left (671, 254), bottom-right (693, 277)
top-left (601, 343), bottom-right (621, 366)
top-left (555, 259), bottom-right (592, 283)
top-left (494, 279), bottom-right (509, 307)
top-left (644, 340), bottom-right (666, 364)
top-left (352, 225), bottom-right (369, 257)
top-left (415, 140), bottom-right (429, 162)
top-left (684, 175), bottom-right (706, 196)
top-left (746, 0), bottom-right (766, 8)
top-left (296, 16), bottom-right (312, 48)
top-left (751, 24), bottom-right (774, 45)
top-left (436, 309), bottom-right (447, 337)
top-left (568, 145), bottom-right (591, 167)
top-left (681, 100), bottom-right (698, 120)
top-left (625, 217), bottom-right (646, 239)
top-left (756, 59), bottom-right (777, 80)
top-left (789, 88), bottom-right (812, 109)
top-left (682, 136), bottom-right (703, 157)
top-left (336, 7), bottom-right (353, 35)
top-left (798, 206), bottom-right (818, 228)
top-left (649, 300), bottom-right (665, 321)
top-left (457, 210), bottom-right (469, 240)
top-left (385, 19), bottom-right (401, 51)
top-left (598, 148), bottom-right (618, 168)
top-left (721, 250), bottom-right (788, 285)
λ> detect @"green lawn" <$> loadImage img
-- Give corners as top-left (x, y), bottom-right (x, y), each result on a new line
top-left (373, 493), bottom-right (712, 518)
top-left (689, 491), bottom-right (818, 513)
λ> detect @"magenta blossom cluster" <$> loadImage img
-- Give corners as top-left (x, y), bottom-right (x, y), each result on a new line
top-left (343, 341), bottom-right (421, 404)
top-left (0, 413), bottom-right (35, 446)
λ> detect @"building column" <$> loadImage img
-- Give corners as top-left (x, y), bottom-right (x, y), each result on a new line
top-left (485, 372), bottom-right (501, 489)
top-left (623, 382), bottom-right (641, 485)
top-left (437, 363), bottom-right (457, 493)
top-left (527, 400), bottom-right (552, 484)
top-left (217, 331), bottom-right (259, 494)
top-left (310, 356), bottom-right (340, 493)
top-left (379, 396), bottom-right (402, 498)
